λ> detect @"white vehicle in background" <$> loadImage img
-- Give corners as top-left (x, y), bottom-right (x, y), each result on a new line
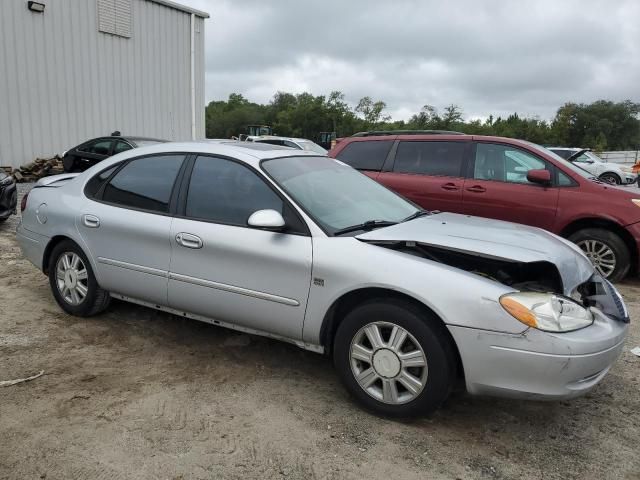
top-left (245, 135), bottom-right (328, 154)
top-left (548, 147), bottom-right (635, 185)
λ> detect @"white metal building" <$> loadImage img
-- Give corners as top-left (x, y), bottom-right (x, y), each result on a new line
top-left (0, 0), bottom-right (208, 168)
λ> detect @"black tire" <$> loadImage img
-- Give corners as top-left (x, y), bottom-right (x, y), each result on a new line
top-left (333, 298), bottom-right (457, 417)
top-left (48, 240), bottom-right (111, 316)
top-left (599, 172), bottom-right (621, 185)
top-left (62, 155), bottom-right (77, 173)
top-left (568, 228), bottom-right (630, 282)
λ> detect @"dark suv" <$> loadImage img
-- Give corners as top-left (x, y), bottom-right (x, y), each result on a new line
top-left (329, 131), bottom-right (640, 281)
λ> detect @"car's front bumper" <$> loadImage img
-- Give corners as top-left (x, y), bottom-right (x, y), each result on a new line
top-left (0, 181), bottom-right (17, 219)
top-left (16, 223), bottom-right (49, 271)
top-left (449, 308), bottom-right (628, 400)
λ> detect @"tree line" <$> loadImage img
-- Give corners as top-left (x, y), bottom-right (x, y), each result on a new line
top-left (205, 92), bottom-right (640, 151)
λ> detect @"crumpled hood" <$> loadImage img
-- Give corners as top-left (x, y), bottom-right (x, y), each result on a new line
top-left (356, 212), bottom-right (595, 292)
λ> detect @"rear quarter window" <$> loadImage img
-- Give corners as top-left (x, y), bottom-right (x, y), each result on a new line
top-left (335, 140), bottom-right (393, 171)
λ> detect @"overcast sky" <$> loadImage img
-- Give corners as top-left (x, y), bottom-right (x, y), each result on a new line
top-left (182, 0), bottom-right (639, 121)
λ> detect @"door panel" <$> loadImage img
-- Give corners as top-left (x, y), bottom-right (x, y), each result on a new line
top-left (168, 219), bottom-right (312, 340)
top-left (167, 154), bottom-right (312, 340)
top-left (78, 153), bottom-right (185, 305)
top-left (462, 179), bottom-right (558, 230)
top-left (79, 200), bottom-right (172, 305)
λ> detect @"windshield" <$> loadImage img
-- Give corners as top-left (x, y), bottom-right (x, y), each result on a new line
top-left (530, 143), bottom-right (596, 179)
top-left (297, 141), bottom-right (328, 155)
top-left (262, 156), bottom-right (418, 235)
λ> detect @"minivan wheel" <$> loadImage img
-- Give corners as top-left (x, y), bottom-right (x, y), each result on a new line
top-left (568, 228), bottom-right (630, 282)
top-left (599, 172), bottom-right (621, 185)
top-left (333, 299), bottom-right (456, 417)
top-left (48, 240), bottom-right (111, 316)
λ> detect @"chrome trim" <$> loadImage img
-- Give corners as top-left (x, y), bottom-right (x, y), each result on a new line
top-left (97, 257), bottom-right (168, 278)
top-left (109, 293), bottom-right (322, 353)
top-left (168, 272), bottom-right (300, 307)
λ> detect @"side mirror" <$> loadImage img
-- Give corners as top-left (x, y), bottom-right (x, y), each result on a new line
top-left (247, 209), bottom-right (286, 231)
top-left (527, 169), bottom-right (551, 185)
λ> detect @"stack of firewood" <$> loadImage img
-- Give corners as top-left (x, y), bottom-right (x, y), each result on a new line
top-left (5, 156), bottom-right (64, 183)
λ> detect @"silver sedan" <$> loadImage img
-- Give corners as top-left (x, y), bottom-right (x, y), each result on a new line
top-left (17, 141), bottom-right (629, 416)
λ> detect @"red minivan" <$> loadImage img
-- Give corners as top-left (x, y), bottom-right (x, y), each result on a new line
top-left (329, 132), bottom-right (640, 281)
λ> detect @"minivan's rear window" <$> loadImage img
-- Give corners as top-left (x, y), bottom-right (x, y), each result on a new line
top-left (336, 140), bottom-right (393, 171)
top-left (393, 141), bottom-right (466, 177)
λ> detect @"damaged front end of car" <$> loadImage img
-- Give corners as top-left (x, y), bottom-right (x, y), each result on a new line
top-left (361, 238), bottom-right (629, 332)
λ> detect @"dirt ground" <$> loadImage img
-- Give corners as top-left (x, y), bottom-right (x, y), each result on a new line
top-left (1, 184), bottom-right (639, 480)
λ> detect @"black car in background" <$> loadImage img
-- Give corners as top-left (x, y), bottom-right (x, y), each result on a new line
top-left (0, 170), bottom-right (17, 223)
top-left (62, 136), bottom-right (166, 172)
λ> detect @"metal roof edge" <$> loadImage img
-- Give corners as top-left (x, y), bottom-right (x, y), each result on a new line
top-left (149, 0), bottom-right (210, 18)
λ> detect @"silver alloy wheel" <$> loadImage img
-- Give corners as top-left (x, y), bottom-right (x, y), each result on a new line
top-left (577, 239), bottom-right (616, 278)
top-left (350, 321), bottom-right (428, 405)
top-left (55, 252), bottom-right (89, 305)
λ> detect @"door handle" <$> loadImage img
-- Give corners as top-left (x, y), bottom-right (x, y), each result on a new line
top-left (176, 232), bottom-right (203, 249)
top-left (441, 182), bottom-right (459, 191)
top-left (82, 214), bottom-right (100, 228)
top-left (466, 185), bottom-right (487, 193)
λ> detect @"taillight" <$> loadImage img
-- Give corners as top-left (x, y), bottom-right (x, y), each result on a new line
top-left (21, 190), bottom-right (30, 213)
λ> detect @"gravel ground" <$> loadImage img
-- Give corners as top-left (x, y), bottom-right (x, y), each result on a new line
top-left (1, 183), bottom-right (639, 480)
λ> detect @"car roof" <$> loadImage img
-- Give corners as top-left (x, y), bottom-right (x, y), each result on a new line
top-left (102, 140), bottom-right (322, 170)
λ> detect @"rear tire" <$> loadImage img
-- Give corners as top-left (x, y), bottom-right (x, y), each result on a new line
top-left (599, 172), bottom-right (621, 185)
top-left (568, 228), bottom-right (630, 282)
top-left (333, 298), bottom-right (456, 417)
top-left (48, 240), bottom-right (111, 316)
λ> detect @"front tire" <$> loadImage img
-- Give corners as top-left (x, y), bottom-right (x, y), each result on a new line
top-left (599, 172), bottom-right (621, 185)
top-left (48, 240), bottom-right (111, 316)
top-left (568, 228), bottom-right (630, 282)
top-left (333, 299), bottom-right (456, 417)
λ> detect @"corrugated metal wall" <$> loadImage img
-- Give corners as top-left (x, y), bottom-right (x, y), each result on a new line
top-left (0, 0), bottom-right (206, 168)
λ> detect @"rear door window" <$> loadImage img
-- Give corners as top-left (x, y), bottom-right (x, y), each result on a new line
top-left (101, 155), bottom-right (184, 213)
top-left (393, 141), bottom-right (466, 177)
top-left (335, 140), bottom-right (393, 171)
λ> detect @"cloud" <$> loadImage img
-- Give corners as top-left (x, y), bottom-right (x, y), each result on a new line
top-left (183, 0), bottom-right (640, 120)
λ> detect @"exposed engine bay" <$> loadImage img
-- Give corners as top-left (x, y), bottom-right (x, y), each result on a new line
top-left (371, 240), bottom-right (564, 293)
top-left (369, 240), bottom-right (630, 324)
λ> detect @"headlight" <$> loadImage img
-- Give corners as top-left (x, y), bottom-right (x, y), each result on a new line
top-left (500, 292), bottom-right (594, 332)
top-left (632, 199), bottom-right (640, 208)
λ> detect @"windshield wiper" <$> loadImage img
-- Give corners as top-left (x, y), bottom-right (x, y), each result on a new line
top-left (401, 209), bottom-right (431, 223)
top-left (333, 220), bottom-right (398, 236)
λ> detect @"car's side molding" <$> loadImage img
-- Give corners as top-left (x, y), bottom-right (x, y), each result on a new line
top-left (97, 257), bottom-right (168, 278)
top-left (168, 272), bottom-right (300, 307)
top-left (97, 257), bottom-right (301, 307)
